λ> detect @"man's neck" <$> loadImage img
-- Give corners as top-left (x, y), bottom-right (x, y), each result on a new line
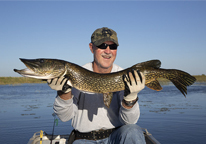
top-left (92, 62), bottom-right (113, 74)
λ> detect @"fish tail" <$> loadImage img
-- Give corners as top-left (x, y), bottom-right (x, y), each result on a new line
top-left (162, 69), bottom-right (196, 96)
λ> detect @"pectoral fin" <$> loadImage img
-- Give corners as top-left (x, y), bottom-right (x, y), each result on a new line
top-left (103, 92), bottom-right (113, 108)
top-left (146, 80), bottom-right (162, 91)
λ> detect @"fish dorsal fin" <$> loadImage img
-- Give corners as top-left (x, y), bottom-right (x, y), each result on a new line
top-left (146, 80), bottom-right (163, 91)
top-left (132, 60), bottom-right (161, 69)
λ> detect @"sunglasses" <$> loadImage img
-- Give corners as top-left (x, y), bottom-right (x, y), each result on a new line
top-left (96, 43), bottom-right (118, 50)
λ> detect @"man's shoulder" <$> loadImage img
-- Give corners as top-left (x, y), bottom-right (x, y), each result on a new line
top-left (112, 64), bottom-right (123, 72)
top-left (82, 63), bottom-right (93, 71)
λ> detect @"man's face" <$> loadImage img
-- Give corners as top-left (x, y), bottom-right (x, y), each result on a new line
top-left (90, 41), bottom-right (117, 70)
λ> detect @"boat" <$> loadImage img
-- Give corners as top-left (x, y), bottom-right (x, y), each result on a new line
top-left (27, 128), bottom-right (160, 144)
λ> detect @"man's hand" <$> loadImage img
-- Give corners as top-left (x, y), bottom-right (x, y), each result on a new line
top-left (47, 77), bottom-right (72, 93)
top-left (123, 70), bottom-right (145, 102)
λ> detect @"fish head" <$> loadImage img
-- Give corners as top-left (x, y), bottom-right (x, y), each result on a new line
top-left (14, 58), bottom-right (67, 79)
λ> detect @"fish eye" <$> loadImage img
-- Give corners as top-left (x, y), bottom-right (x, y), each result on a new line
top-left (39, 59), bottom-right (44, 63)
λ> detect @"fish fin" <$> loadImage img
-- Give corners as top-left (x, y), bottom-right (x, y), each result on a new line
top-left (132, 60), bottom-right (161, 69)
top-left (166, 69), bottom-right (196, 97)
top-left (103, 92), bottom-right (113, 108)
top-left (146, 80), bottom-right (163, 91)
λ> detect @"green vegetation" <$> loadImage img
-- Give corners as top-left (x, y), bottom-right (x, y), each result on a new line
top-left (193, 75), bottom-right (206, 82)
top-left (0, 75), bottom-right (206, 85)
top-left (158, 75), bottom-right (206, 84)
top-left (0, 77), bottom-right (46, 85)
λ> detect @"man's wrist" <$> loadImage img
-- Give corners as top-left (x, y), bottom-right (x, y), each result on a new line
top-left (123, 97), bottom-right (138, 107)
top-left (57, 91), bottom-right (72, 100)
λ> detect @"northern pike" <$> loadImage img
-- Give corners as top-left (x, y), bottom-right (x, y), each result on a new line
top-left (14, 58), bottom-right (196, 107)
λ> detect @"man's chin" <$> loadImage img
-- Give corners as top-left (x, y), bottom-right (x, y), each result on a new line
top-left (100, 64), bottom-right (113, 69)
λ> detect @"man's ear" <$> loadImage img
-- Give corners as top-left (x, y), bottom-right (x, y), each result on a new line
top-left (89, 43), bottom-right (94, 53)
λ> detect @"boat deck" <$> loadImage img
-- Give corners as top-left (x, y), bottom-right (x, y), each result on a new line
top-left (28, 128), bottom-right (160, 144)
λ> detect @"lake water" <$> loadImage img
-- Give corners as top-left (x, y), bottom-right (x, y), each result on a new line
top-left (0, 83), bottom-right (206, 144)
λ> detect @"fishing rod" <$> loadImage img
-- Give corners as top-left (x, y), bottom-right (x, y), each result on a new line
top-left (50, 113), bottom-right (58, 144)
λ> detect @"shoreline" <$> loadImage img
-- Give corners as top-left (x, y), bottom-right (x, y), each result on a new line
top-left (0, 77), bottom-right (46, 85)
top-left (0, 75), bottom-right (206, 85)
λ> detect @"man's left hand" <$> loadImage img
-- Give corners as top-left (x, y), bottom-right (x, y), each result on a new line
top-left (123, 70), bottom-right (145, 101)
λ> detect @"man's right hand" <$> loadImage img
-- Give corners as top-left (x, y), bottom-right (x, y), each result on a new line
top-left (47, 77), bottom-right (72, 93)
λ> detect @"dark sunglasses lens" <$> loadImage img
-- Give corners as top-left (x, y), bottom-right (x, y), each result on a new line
top-left (109, 44), bottom-right (118, 50)
top-left (97, 43), bottom-right (107, 49)
top-left (97, 43), bottom-right (118, 50)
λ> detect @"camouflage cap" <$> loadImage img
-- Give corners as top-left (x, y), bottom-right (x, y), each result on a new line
top-left (91, 27), bottom-right (119, 46)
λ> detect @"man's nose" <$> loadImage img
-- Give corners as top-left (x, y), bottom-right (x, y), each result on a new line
top-left (104, 46), bottom-right (111, 53)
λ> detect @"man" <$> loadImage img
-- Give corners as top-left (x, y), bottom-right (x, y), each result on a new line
top-left (47, 27), bottom-right (146, 144)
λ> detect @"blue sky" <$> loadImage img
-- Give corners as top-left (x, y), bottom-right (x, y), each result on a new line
top-left (0, 1), bottom-right (205, 77)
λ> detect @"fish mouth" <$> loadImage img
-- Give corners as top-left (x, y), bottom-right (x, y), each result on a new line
top-left (20, 58), bottom-right (40, 69)
top-left (13, 58), bottom-right (52, 79)
top-left (14, 68), bottom-right (37, 77)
